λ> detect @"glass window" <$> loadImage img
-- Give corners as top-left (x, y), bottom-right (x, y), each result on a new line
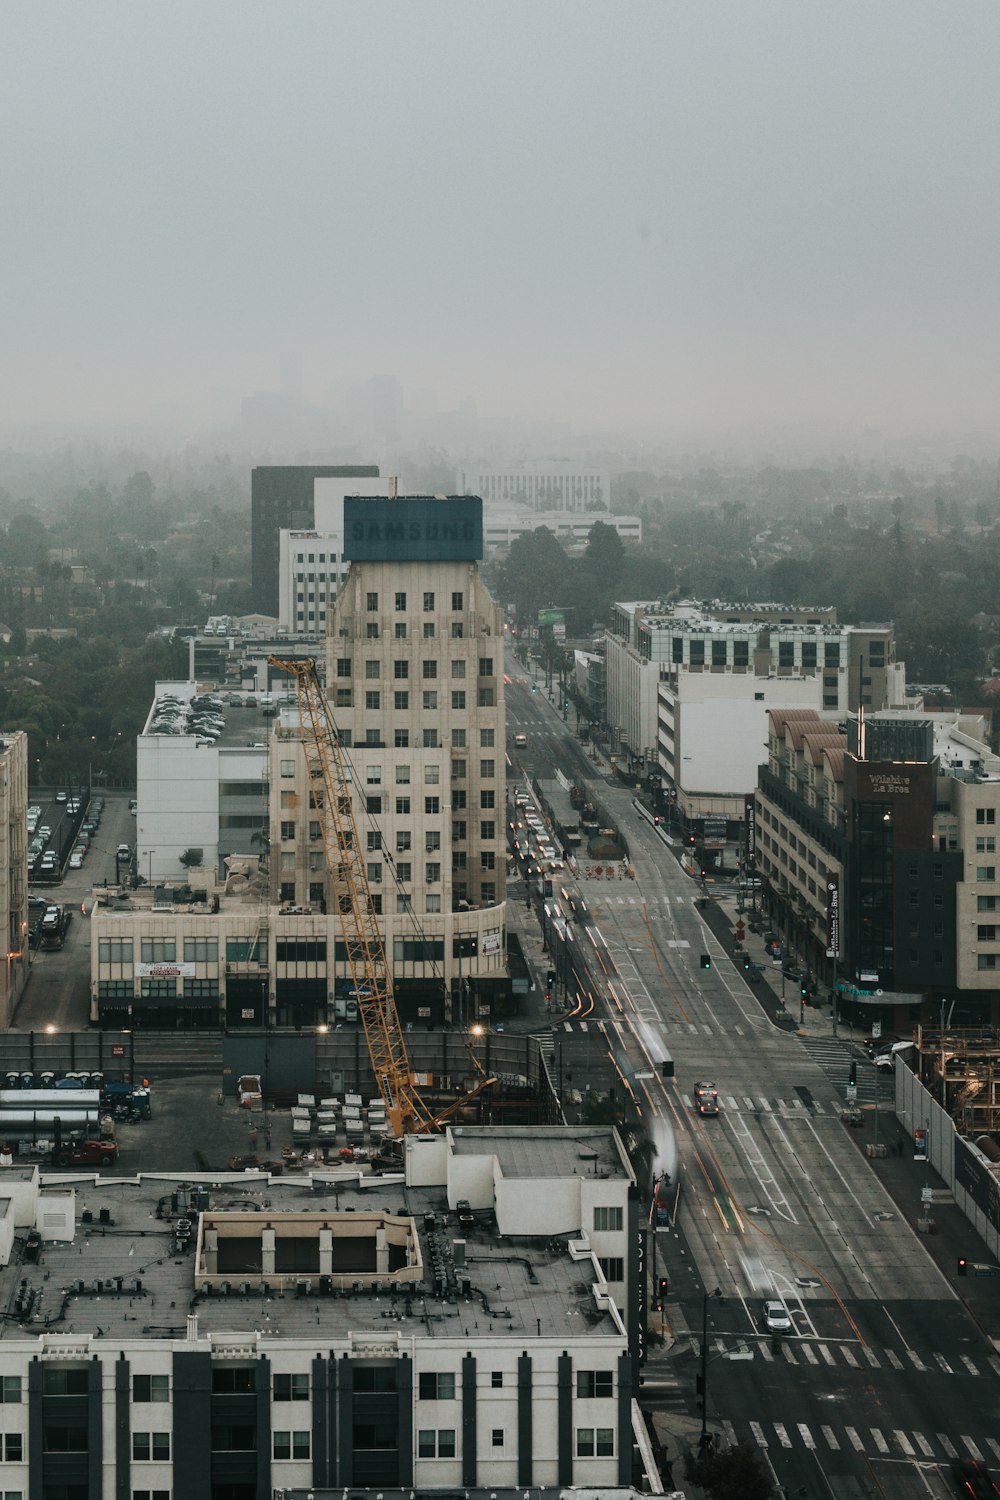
top-left (452, 729), bottom-right (466, 748)
top-left (478, 657), bottom-right (494, 677)
top-left (132, 1374), bottom-right (169, 1402)
top-left (423, 691), bottom-right (438, 710)
top-left (140, 939), bottom-right (176, 964)
top-left (480, 728), bottom-right (495, 747)
top-left (394, 660), bottom-right (409, 679)
top-left (365, 690), bottom-right (380, 710)
top-left (576, 1428), bottom-right (614, 1457)
top-left (451, 659), bottom-right (466, 678)
top-left (451, 691), bottom-right (466, 710)
top-left (419, 1372), bottom-right (456, 1399)
top-left (452, 592), bottom-right (463, 610)
top-left (395, 592), bottom-right (406, 611)
top-left (423, 622), bottom-right (435, 639)
top-left (593, 1206), bottom-right (622, 1231)
top-left (394, 729), bottom-right (409, 747)
top-left (0, 1376), bottom-right (22, 1403)
top-left (423, 660), bottom-right (438, 679)
top-left (365, 659), bottom-right (380, 679)
top-left (423, 592), bottom-right (435, 610)
top-left (366, 592), bottom-right (378, 611)
top-left (577, 1371), bottom-right (613, 1398)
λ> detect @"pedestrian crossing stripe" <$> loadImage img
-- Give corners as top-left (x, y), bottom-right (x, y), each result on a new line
top-left (707, 1416), bottom-right (1000, 1464)
top-left (717, 1338), bottom-right (992, 1377)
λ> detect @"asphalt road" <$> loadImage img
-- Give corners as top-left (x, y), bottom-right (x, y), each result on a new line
top-left (504, 650), bottom-right (1000, 1499)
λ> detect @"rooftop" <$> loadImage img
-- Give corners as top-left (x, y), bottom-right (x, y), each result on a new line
top-left (3, 1172), bottom-right (623, 1345)
top-left (449, 1125), bottom-right (632, 1182)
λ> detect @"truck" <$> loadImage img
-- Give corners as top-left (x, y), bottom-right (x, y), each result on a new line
top-left (54, 1137), bottom-right (119, 1167)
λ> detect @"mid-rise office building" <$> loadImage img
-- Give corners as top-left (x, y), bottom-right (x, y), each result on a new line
top-left (1, 730), bottom-right (29, 1026)
top-left (459, 460), bottom-right (611, 514)
top-left (604, 599), bottom-right (906, 836)
top-left (754, 707), bottom-right (1000, 1029)
top-left (483, 509), bottom-right (641, 554)
top-left (251, 465), bottom-right (381, 616)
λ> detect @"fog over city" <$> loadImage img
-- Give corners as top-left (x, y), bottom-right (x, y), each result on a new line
top-left (3, 0), bottom-right (999, 459)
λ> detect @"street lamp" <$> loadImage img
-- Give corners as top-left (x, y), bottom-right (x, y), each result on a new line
top-left (699, 1287), bottom-right (723, 1451)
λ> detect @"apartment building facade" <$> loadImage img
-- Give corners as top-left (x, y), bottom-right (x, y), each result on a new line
top-left (251, 466), bottom-right (381, 616)
top-left (754, 708), bottom-right (1000, 1029)
top-left (1, 730), bottom-right (29, 1026)
top-left (458, 460), bottom-right (610, 514)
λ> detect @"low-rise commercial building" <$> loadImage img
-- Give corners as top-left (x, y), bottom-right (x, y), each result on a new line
top-left (0, 1126), bottom-right (652, 1497)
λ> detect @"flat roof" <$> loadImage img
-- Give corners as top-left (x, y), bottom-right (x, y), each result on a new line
top-left (4, 1174), bottom-right (622, 1344)
top-left (449, 1126), bottom-right (630, 1182)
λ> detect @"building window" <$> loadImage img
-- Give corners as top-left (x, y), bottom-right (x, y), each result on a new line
top-left (423, 691), bottom-right (438, 710)
top-left (419, 1372), bottom-right (456, 1400)
top-left (711, 640), bottom-right (727, 667)
top-left (0, 1436), bottom-right (22, 1461)
top-left (452, 728), bottom-right (466, 748)
top-left (480, 881), bottom-right (496, 903)
top-left (480, 759), bottom-right (495, 778)
top-left (132, 1432), bottom-right (171, 1462)
top-left (394, 622), bottom-right (407, 639)
top-left (977, 926), bottom-right (997, 941)
top-left (423, 660), bottom-right (438, 680)
top-left (366, 592), bottom-right (378, 611)
top-left (478, 657), bottom-right (494, 677)
top-left (394, 660), bottom-right (409, 679)
top-left (366, 765), bottom-right (382, 786)
top-left (978, 895), bottom-right (997, 912)
top-left (366, 622), bottom-right (379, 639)
top-left (133, 1490), bottom-right (171, 1500)
top-left (132, 1375), bottom-right (169, 1402)
top-left (426, 862), bottom-right (441, 883)
top-left (452, 592), bottom-right (463, 610)
top-left (978, 867), bottom-right (996, 882)
top-left (451, 622), bottom-right (464, 638)
top-left (140, 939), bottom-right (176, 964)
top-left (598, 1256), bottom-right (624, 1280)
top-left (451, 659), bottom-right (466, 679)
top-left (280, 759), bottom-right (295, 777)
top-left (480, 820), bottom-right (495, 840)
top-left (336, 658), bottom-right (352, 677)
top-left (417, 1429), bottom-right (456, 1458)
top-left (977, 808), bottom-right (996, 824)
top-left (367, 863), bottom-right (382, 883)
top-left (426, 894), bottom-right (442, 912)
top-left (978, 955), bottom-right (998, 970)
top-left (593, 1206), bottom-right (622, 1231)
top-left (273, 1430), bottom-right (311, 1460)
top-left (577, 1371), bottom-right (613, 1399)
top-left (423, 622), bottom-right (435, 639)
top-left (480, 790), bottom-right (495, 809)
top-left (396, 862), bottom-right (411, 882)
top-left (478, 688), bottom-right (494, 707)
top-left (452, 691), bottom-right (466, 710)
top-left (280, 820), bottom-right (296, 841)
top-left (423, 592), bottom-right (435, 611)
top-left (365, 659), bottom-right (380, 679)
top-left (491, 1428), bottom-right (505, 1449)
top-left (423, 729), bottom-right (439, 748)
top-left (366, 795), bottom-right (382, 814)
top-left (425, 796), bottom-right (441, 815)
top-left (452, 759), bottom-right (466, 779)
top-left (576, 1428), bottom-right (614, 1457)
top-left (394, 691), bottom-right (409, 710)
top-left (99, 938), bottom-right (134, 963)
top-left (480, 851), bottom-right (495, 871)
top-left (490, 1371), bottom-right (503, 1388)
top-left (0, 1377), bottom-right (21, 1404)
top-left (367, 830), bottom-right (382, 850)
top-left (480, 727), bottom-right (495, 747)
top-left (394, 729), bottom-right (409, 748)
top-left (395, 591), bottom-right (407, 611)
top-left (426, 829), bottom-right (441, 849)
top-left (365, 691), bottom-right (380, 710)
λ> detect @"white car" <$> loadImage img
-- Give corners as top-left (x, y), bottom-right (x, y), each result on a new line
top-left (69, 853), bottom-right (84, 869)
top-left (763, 1299), bottom-right (792, 1334)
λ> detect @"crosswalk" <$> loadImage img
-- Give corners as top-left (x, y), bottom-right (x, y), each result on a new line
top-left (674, 1331), bottom-right (1000, 1379)
top-left (717, 1417), bottom-right (1000, 1466)
top-left (681, 1092), bottom-right (836, 1117)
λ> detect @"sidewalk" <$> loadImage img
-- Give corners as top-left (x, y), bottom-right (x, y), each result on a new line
top-left (706, 879), bottom-right (1000, 1348)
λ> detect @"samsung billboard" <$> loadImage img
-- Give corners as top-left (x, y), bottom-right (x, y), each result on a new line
top-left (344, 496), bottom-right (483, 562)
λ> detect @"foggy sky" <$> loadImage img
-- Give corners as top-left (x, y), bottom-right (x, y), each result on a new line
top-left (2, 1), bottom-right (999, 448)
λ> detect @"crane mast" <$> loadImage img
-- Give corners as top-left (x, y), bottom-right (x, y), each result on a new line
top-left (269, 657), bottom-right (493, 1138)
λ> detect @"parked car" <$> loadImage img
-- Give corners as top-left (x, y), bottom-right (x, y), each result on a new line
top-left (54, 1138), bottom-right (118, 1167)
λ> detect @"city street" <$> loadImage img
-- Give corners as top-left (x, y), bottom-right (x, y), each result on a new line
top-left (505, 649), bottom-right (1000, 1498)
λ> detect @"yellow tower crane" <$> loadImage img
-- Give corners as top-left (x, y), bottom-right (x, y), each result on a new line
top-left (269, 657), bottom-right (494, 1138)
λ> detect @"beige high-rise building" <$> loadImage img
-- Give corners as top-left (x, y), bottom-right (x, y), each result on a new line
top-left (269, 495), bottom-right (506, 1026)
top-left (1, 731), bottom-right (29, 1027)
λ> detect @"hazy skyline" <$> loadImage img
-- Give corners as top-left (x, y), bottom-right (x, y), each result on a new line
top-left (3, 2), bottom-right (999, 451)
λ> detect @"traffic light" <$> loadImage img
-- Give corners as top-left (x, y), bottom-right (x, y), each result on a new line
top-left (700, 867), bottom-right (707, 879)
top-left (800, 980), bottom-right (809, 999)
top-left (742, 955), bottom-right (752, 971)
top-left (849, 1061), bottom-right (857, 1086)
top-left (655, 1275), bottom-right (669, 1310)
top-left (700, 953), bottom-right (711, 970)
top-left (958, 1256), bottom-right (968, 1277)
top-left (545, 968), bottom-right (556, 1001)
top-left (688, 832), bottom-right (696, 845)
top-left (653, 814), bottom-right (661, 826)
top-left (531, 684), bottom-right (538, 693)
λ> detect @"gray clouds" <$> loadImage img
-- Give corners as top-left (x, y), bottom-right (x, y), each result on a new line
top-left (2, 1), bottom-right (998, 445)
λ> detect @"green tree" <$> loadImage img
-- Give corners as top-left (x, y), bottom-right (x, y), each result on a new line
top-left (495, 527), bottom-right (570, 628)
top-left (688, 1442), bottom-right (772, 1500)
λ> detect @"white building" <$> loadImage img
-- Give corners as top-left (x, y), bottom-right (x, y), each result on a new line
top-left (604, 599), bottom-right (907, 818)
top-left (0, 1132), bottom-right (655, 1496)
top-left (277, 529), bottom-right (352, 634)
top-left (459, 461), bottom-right (611, 514)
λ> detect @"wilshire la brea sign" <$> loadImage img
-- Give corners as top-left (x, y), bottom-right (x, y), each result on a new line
top-left (344, 497), bottom-right (483, 562)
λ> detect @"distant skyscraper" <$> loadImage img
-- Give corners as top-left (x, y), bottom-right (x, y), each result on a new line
top-left (251, 464), bottom-right (380, 615)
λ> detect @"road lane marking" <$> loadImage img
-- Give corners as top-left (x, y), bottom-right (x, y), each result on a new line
top-left (801, 1344), bottom-right (818, 1365)
top-left (722, 1420), bottom-right (738, 1447)
top-left (818, 1345), bottom-right (836, 1366)
top-left (862, 1346), bottom-right (880, 1368)
top-left (797, 1424), bottom-right (815, 1449)
top-left (937, 1434), bottom-right (958, 1457)
top-left (821, 1425), bottom-right (839, 1450)
top-left (773, 1423), bottom-right (792, 1448)
top-left (749, 1421), bottom-right (767, 1447)
top-left (906, 1348), bottom-right (927, 1371)
top-left (781, 1343), bottom-right (797, 1364)
top-left (870, 1429), bottom-right (889, 1455)
top-left (841, 1347), bottom-right (859, 1368)
top-left (886, 1349), bottom-right (903, 1370)
top-left (963, 1438), bottom-right (985, 1461)
top-left (894, 1430), bottom-right (914, 1456)
top-left (960, 1355), bottom-right (978, 1375)
top-left (988, 1356), bottom-right (1000, 1378)
top-left (845, 1427), bottom-right (864, 1452)
top-left (934, 1352), bottom-right (953, 1374)
top-left (759, 1343), bottom-right (775, 1362)
top-left (913, 1432), bottom-right (934, 1457)
top-left (986, 1437), bottom-right (1000, 1463)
